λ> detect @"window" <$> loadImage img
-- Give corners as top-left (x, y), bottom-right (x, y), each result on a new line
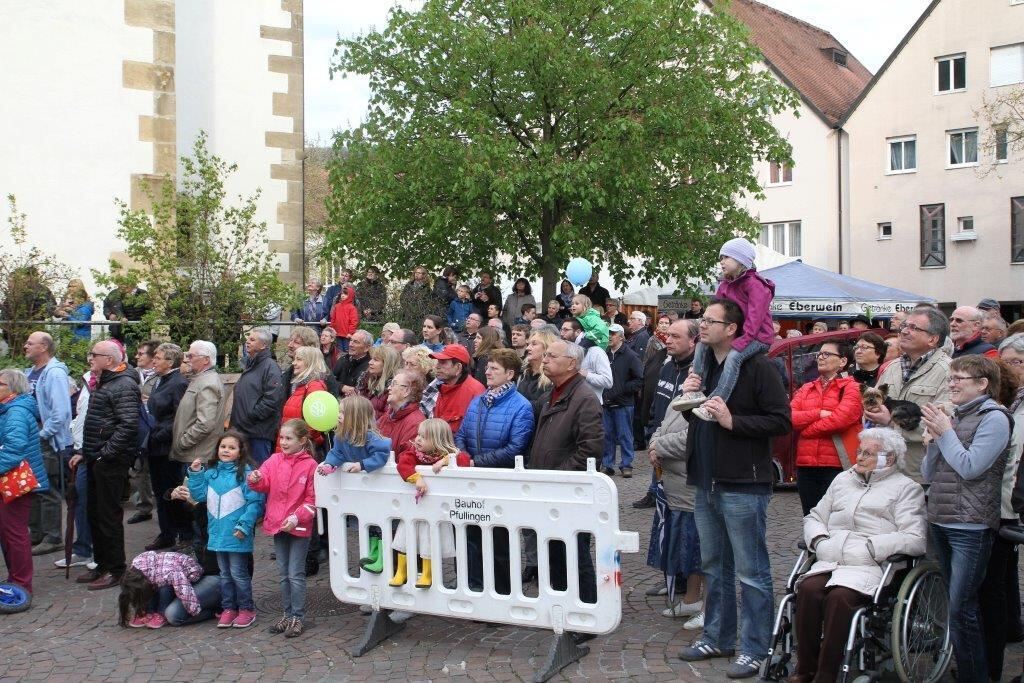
top-left (996, 127), bottom-right (1009, 162)
top-left (958, 216), bottom-right (974, 232)
top-left (936, 54), bottom-right (966, 92)
top-left (831, 49), bottom-right (848, 67)
top-left (878, 222), bottom-right (893, 240)
top-left (759, 221), bottom-right (801, 256)
top-left (920, 204), bottom-right (946, 267)
top-left (991, 44), bottom-right (1024, 87)
top-left (1013, 197), bottom-right (1024, 263)
top-left (888, 136), bottom-right (917, 173)
top-left (947, 128), bottom-right (979, 166)
top-left (768, 161), bottom-right (792, 185)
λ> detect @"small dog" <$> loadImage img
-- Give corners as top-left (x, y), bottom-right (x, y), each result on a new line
top-left (861, 384), bottom-right (923, 432)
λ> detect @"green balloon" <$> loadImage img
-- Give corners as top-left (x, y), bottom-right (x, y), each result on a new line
top-left (302, 390), bottom-right (339, 432)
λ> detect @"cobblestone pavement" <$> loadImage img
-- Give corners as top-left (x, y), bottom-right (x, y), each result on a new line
top-left (3, 454), bottom-right (1023, 681)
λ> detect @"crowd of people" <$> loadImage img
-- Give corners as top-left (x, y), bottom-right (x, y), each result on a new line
top-left (3, 240), bottom-right (1024, 680)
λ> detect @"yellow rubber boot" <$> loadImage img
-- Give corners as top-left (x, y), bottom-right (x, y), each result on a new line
top-left (389, 553), bottom-right (407, 586)
top-left (415, 558), bottom-right (432, 588)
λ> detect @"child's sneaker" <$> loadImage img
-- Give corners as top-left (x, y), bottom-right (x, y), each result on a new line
top-left (146, 613), bottom-right (168, 629)
top-left (232, 610), bottom-right (256, 628)
top-left (268, 614), bottom-right (290, 634)
top-left (129, 613), bottom-right (151, 628)
top-left (671, 391), bottom-right (707, 412)
top-left (217, 609), bottom-right (238, 628)
top-left (284, 617), bottom-right (303, 638)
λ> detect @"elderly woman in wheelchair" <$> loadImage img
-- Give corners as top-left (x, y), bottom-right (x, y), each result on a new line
top-left (770, 427), bottom-right (933, 683)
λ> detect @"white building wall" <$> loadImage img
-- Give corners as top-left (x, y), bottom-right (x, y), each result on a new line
top-left (845, 0), bottom-right (1024, 307)
top-left (0, 1), bottom-right (153, 291)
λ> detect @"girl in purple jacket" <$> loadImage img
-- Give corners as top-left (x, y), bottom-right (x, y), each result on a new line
top-left (673, 237), bottom-right (775, 421)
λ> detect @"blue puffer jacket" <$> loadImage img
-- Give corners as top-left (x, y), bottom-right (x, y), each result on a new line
top-left (324, 431), bottom-right (392, 472)
top-left (187, 461), bottom-right (264, 553)
top-left (455, 387), bottom-right (535, 468)
top-left (0, 394), bottom-right (49, 493)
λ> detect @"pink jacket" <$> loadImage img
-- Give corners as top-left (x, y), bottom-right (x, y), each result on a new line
top-left (249, 450), bottom-right (317, 537)
top-left (715, 269), bottom-right (776, 352)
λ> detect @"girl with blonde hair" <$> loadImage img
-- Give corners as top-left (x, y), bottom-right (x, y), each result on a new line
top-left (358, 345), bottom-right (401, 418)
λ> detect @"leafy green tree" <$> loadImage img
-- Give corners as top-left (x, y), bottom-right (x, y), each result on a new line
top-left (324, 0), bottom-right (797, 302)
top-left (95, 133), bottom-right (298, 365)
top-left (1, 195), bottom-right (73, 352)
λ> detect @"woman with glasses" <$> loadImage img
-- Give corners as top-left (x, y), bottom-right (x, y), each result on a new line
top-left (921, 355), bottom-right (1013, 681)
top-left (789, 342), bottom-right (863, 515)
top-left (851, 332), bottom-right (886, 387)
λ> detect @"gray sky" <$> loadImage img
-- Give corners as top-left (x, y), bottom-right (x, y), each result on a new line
top-left (304, 0), bottom-right (933, 142)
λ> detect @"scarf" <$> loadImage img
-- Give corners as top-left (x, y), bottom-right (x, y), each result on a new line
top-left (413, 447), bottom-right (451, 466)
top-left (483, 382), bottom-right (515, 408)
top-left (654, 330), bottom-right (669, 346)
top-left (1011, 388), bottom-right (1024, 414)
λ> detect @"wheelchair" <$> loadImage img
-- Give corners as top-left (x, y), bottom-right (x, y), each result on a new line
top-left (760, 541), bottom-right (952, 682)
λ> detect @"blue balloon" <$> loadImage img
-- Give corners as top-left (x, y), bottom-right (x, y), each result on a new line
top-left (566, 258), bottom-right (593, 286)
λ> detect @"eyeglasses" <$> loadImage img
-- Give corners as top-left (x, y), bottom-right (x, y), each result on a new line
top-left (949, 375), bottom-right (984, 384)
top-left (391, 383), bottom-right (410, 389)
top-left (950, 316), bottom-right (980, 324)
top-left (853, 344), bottom-right (876, 352)
top-left (855, 448), bottom-right (887, 457)
top-left (898, 323), bottom-right (928, 334)
top-left (815, 351), bottom-right (842, 360)
top-left (1003, 358), bottom-right (1024, 367)
top-left (698, 317), bottom-right (728, 327)
top-left (542, 352), bottom-right (571, 359)
top-left (86, 352), bottom-right (116, 360)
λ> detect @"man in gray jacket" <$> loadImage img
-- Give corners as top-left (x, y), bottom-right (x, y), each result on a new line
top-left (229, 328), bottom-right (283, 464)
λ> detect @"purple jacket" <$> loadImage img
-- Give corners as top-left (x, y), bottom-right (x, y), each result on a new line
top-left (715, 269), bottom-right (775, 352)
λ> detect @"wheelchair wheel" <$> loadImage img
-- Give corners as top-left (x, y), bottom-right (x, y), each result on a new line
top-left (0, 583), bottom-right (32, 614)
top-left (890, 561), bottom-right (952, 683)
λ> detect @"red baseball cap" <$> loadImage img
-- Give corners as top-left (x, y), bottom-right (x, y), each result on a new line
top-left (429, 344), bottom-right (471, 366)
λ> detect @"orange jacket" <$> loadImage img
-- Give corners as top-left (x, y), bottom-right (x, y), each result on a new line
top-left (790, 375), bottom-right (863, 469)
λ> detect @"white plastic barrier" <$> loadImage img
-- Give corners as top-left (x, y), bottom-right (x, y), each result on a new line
top-left (314, 455), bottom-right (639, 679)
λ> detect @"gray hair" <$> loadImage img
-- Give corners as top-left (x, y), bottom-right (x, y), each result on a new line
top-left (562, 341), bottom-right (585, 369)
top-left (249, 327), bottom-right (273, 349)
top-left (0, 369), bottom-right (29, 396)
top-left (540, 324), bottom-right (560, 337)
top-left (858, 427), bottom-right (908, 463)
top-left (33, 332), bottom-right (56, 356)
top-left (156, 342), bottom-right (183, 368)
top-left (911, 306), bottom-right (949, 346)
top-left (1000, 332), bottom-right (1024, 355)
top-left (189, 340), bottom-right (217, 362)
top-left (630, 311), bottom-right (647, 325)
top-left (682, 319), bottom-right (699, 339)
top-left (352, 329), bottom-right (373, 346)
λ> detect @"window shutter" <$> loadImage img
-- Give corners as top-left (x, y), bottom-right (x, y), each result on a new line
top-left (991, 44), bottom-right (1024, 87)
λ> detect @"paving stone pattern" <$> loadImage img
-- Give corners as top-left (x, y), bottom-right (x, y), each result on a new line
top-left (3, 454), bottom-right (1022, 681)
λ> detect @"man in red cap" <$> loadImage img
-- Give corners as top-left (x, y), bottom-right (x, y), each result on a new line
top-left (425, 345), bottom-right (484, 434)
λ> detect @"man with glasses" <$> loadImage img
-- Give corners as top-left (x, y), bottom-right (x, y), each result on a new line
top-left (68, 341), bottom-right (141, 590)
top-left (677, 299), bottom-right (790, 678)
top-left (23, 331), bottom-right (73, 556)
top-left (625, 311), bottom-right (650, 357)
top-left (950, 306), bottom-right (999, 358)
top-left (229, 328), bottom-right (283, 464)
top-left (864, 306), bottom-right (951, 483)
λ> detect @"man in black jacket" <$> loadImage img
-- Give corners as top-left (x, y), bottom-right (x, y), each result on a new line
top-left (677, 298), bottom-right (790, 677)
top-left (230, 328), bottom-right (284, 464)
top-left (332, 330), bottom-right (372, 396)
top-left (602, 325), bottom-right (643, 477)
top-left (69, 340), bottom-right (141, 590)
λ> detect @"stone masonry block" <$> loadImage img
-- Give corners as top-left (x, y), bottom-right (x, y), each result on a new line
top-left (268, 54), bottom-right (302, 75)
top-left (138, 115), bottom-right (176, 143)
top-left (272, 92), bottom-right (302, 118)
top-left (124, 0), bottom-right (175, 31)
top-left (123, 61), bottom-right (174, 92)
top-left (260, 25), bottom-right (302, 43)
top-left (265, 131), bottom-right (303, 150)
top-left (271, 163), bottom-right (302, 181)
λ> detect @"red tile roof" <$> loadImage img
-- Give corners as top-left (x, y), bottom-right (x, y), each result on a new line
top-left (718, 0), bottom-right (873, 126)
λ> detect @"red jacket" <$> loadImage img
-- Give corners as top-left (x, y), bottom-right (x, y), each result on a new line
top-left (396, 446), bottom-right (471, 482)
top-left (434, 375), bottom-right (485, 435)
top-left (377, 402), bottom-right (425, 456)
top-left (249, 450), bottom-right (317, 537)
top-left (330, 286), bottom-right (360, 338)
top-left (790, 375), bottom-right (863, 468)
top-left (277, 378), bottom-right (327, 450)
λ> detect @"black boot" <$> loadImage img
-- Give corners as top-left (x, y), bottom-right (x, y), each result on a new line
top-left (632, 492), bottom-right (655, 509)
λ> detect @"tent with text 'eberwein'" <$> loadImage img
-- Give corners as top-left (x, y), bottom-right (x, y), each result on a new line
top-left (759, 260), bottom-right (936, 320)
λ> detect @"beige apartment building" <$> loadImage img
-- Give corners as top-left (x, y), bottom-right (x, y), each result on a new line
top-left (842, 0), bottom-right (1024, 313)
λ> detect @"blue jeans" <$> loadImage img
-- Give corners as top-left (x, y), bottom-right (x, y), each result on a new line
top-left (691, 340), bottom-right (770, 403)
top-left (602, 406), bottom-right (635, 470)
top-left (249, 439), bottom-right (274, 466)
top-left (163, 575), bottom-right (222, 625)
top-left (694, 487), bottom-right (773, 658)
top-left (72, 462), bottom-right (92, 557)
top-left (274, 533), bottom-right (311, 619)
top-left (217, 551), bottom-right (254, 611)
top-left (930, 523), bottom-right (992, 682)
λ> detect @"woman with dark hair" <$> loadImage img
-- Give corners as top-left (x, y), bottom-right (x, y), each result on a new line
top-left (502, 278), bottom-right (536, 327)
top-left (790, 341), bottom-right (863, 515)
top-left (851, 332), bottom-right (886, 387)
top-left (421, 315), bottom-right (445, 353)
top-left (433, 266), bottom-right (459, 311)
top-left (556, 279), bottom-right (575, 318)
top-left (355, 266), bottom-right (387, 322)
top-left (319, 327), bottom-right (341, 370)
top-left (472, 327), bottom-right (502, 385)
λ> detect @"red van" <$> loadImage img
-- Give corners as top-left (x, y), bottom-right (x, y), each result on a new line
top-left (768, 328), bottom-right (875, 486)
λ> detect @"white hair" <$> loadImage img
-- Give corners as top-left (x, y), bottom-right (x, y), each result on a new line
top-left (189, 339), bottom-right (217, 362)
top-left (352, 329), bottom-right (373, 346)
top-left (562, 341), bottom-right (585, 368)
top-left (630, 311), bottom-right (647, 324)
top-left (858, 427), bottom-right (908, 462)
top-left (249, 327), bottom-right (273, 348)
